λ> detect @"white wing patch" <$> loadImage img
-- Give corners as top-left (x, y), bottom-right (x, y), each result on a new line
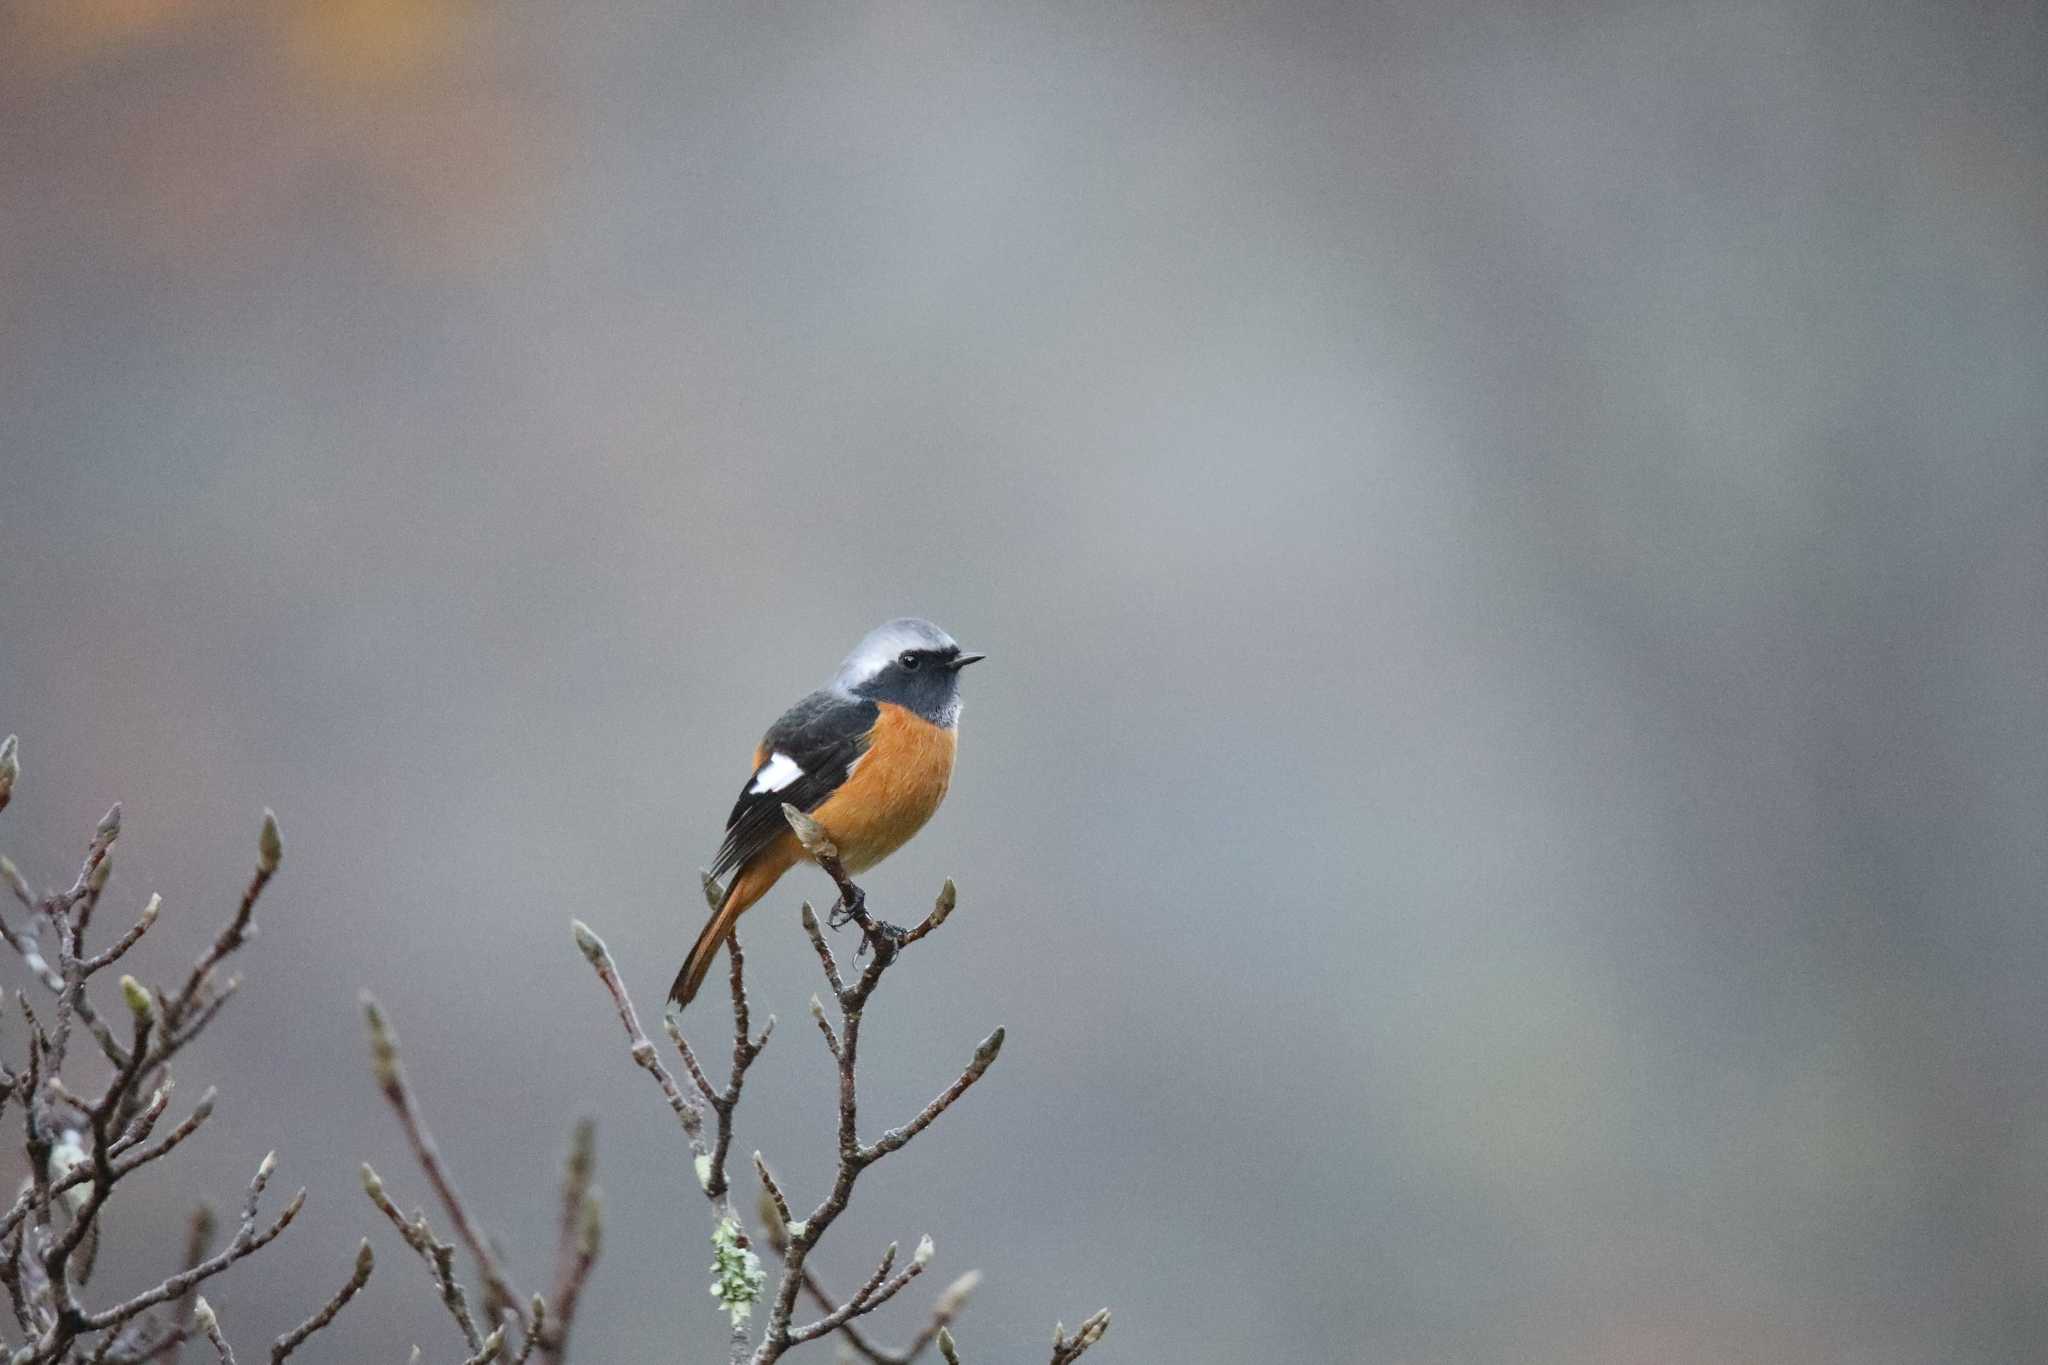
top-left (749, 751), bottom-right (804, 794)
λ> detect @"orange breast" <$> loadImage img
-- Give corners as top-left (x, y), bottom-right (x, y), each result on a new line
top-left (808, 703), bottom-right (957, 873)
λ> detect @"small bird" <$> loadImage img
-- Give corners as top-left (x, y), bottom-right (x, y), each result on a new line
top-left (669, 618), bottom-right (984, 1009)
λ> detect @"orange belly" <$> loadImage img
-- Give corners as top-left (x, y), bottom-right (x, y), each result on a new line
top-left (807, 702), bottom-right (957, 872)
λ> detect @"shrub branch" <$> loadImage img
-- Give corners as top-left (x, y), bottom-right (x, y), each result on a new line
top-left (0, 739), bottom-right (370, 1363)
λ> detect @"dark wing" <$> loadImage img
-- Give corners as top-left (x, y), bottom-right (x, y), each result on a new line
top-left (710, 690), bottom-right (879, 882)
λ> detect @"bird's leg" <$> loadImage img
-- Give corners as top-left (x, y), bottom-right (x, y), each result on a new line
top-left (826, 883), bottom-right (910, 958)
top-left (825, 882), bottom-right (867, 931)
top-left (780, 807), bottom-right (911, 950)
top-left (853, 916), bottom-right (907, 960)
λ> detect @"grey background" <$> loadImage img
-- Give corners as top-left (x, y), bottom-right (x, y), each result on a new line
top-left (3, 2), bottom-right (2045, 1361)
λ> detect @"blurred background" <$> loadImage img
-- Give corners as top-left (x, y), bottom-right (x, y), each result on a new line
top-left (3, 1), bottom-right (2044, 1361)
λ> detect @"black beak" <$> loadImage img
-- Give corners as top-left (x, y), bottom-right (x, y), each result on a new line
top-left (949, 652), bottom-right (987, 670)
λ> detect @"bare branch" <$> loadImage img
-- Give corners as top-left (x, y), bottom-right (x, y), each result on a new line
top-left (0, 1089), bottom-right (216, 1247)
top-left (751, 1155), bottom-right (792, 1234)
top-left (666, 1022), bottom-right (721, 1107)
top-left (806, 994), bottom-right (841, 1062)
top-left (797, 904), bottom-right (845, 998)
top-left (150, 813), bottom-right (279, 1079)
top-left (509, 1299), bottom-right (546, 1365)
top-left (270, 1240), bottom-right (373, 1363)
top-left (77, 896), bottom-right (158, 977)
top-left (897, 880), bottom-right (957, 948)
top-left (76, 1168), bottom-right (305, 1334)
top-left (540, 1119), bottom-right (596, 1365)
top-left (149, 1202), bottom-right (214, 1365)
top-left (545, 1191), bottom-right (598, 1365)
top-left (552, 1121), bottom-right (595, 1279)
top-left (783, 1238), bottom-right (931, 1347)
top-left (188, 1299), bottom-right (233, 1365)
top-left (863, 1029), bottom-right (1004, 1163)
top-left (460, 1325), bottom-right (506, 1365)
top-left (781, 1261), bottom-right (982, 1365)
top-left (1049, 1309), bottom-right (1112, 1364)
top-left (359, 993), bottom-right (527, 1332)
top-left (572, 924), bottom-right (706, 1147)
top-left (0, 776), bottom-right (295, 1365)
top-left (359, 1164), bottom-right (483, 1353)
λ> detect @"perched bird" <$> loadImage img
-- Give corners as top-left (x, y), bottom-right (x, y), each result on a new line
top-left (669, 618), bottom-right (984, 1009)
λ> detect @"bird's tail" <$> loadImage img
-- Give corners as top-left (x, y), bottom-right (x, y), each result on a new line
top-left (669, 882), bottom-right (743, 1010)
top-left (670, 859), bottom-right (784, 1009)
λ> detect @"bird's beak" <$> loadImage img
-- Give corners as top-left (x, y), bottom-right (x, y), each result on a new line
top-left (949, 652), bottom-right (987, 670)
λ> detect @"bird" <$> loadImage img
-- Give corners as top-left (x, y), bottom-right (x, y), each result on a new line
top-left (668, 618), bottom-right (984, 1009)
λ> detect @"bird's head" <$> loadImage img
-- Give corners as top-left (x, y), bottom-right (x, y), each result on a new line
top-left (831, 617), bottom-right (984, 727)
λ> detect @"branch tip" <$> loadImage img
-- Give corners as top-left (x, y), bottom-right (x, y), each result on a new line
top-left (258, 808), bottom-right (283, 875)
top-left (468, 1324), bottom-right (506, 1363)
top-left (780, 804), bottom-right (836, 860)
top-left (360, 992), bottom-right (400, 1086)
top-left (936, 1267), bottom-right (983, 1316)
top-left (570, 918), bottom-right (607, 965)
top-left (577, 1186), bottom-right (602, 1256)
top-left (119, 974), bottom-right (155, 1023)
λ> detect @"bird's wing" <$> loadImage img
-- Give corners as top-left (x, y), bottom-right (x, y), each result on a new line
top-left (710, 690), bottom-right (880, 881)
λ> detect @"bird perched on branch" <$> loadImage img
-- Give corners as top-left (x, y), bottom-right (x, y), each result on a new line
top-left (669, 618), bottom-right (984, 1009)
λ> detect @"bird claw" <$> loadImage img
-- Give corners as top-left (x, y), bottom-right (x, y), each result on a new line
top-left (826, 886), bottom-right (907, 957)
top-left (853, 918), bottom-right (908, 960)
top-left (826, 886), bottom-right (867, 931)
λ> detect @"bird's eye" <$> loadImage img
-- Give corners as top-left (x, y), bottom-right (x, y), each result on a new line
top-left (898, 651), bottom-right (922, 670)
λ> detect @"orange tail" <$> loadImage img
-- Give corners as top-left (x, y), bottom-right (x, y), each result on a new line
top-left (668, 846), bottom-right (795, 1009)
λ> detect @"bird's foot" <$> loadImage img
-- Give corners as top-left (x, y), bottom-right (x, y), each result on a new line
top-left (826, 885), bottom-right (867, 931)
top-left (826, 886), bottom-right (907, 957)
top-left (853, 917), bottom-right (908, 960)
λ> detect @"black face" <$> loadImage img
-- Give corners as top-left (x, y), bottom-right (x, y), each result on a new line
top-left (850, 646), bottom-right (974, 725)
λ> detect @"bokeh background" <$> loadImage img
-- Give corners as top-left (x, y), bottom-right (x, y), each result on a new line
top-left (4, 2), bottom-right (2045, 1361)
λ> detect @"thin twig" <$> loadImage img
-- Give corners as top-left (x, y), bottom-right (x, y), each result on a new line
top-left (188, 1299), bottom-right (233, 1365)
top-left (359, 1164), bottom-right (483, 1352)
top-left (360, 993), bottom-right (528, 1333)
top-left (151, 1202), bottom-right (214, 1365)
top-left (774, 1255), bottom-right (981, 1365)
top-left (74, 1163), bottom-right (306, 1334)
top-left (509, 1299), bottom-right (547, 1365)
top-left (783, 1238), bottom-right (930, 1347)
top-left (540, 1118), bottom-right (596, 1365)
top-left (1049, 1308), bottom-right (1113, 1364)
top-left (572, 927), bottom-right (705, 1149)
top-left (460, 1325), bottom-right (506, 1365)
top-left (270, 1240), bottom-right (373, 1363)
top-left (545, 1194), bottom-right (597, 1365)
